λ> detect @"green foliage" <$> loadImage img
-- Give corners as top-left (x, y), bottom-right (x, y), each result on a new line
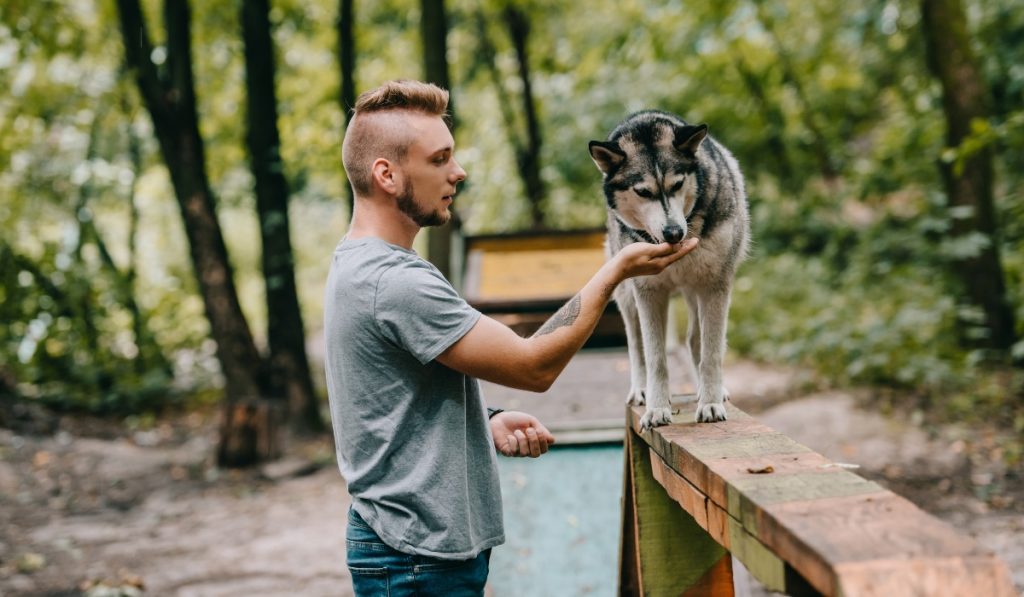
top-left (1, 0), bottom-right (1021, 421)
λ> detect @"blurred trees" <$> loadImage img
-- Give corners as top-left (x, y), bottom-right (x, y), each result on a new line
top-left (337, 0), bottom-right (356, 215)
top-left (921, 0), bottom-right (1016, 353)
top-left (241, 0), bottom-right (323, 434)
top-left (421, 0), bottom-right (456, 280)
top-left (2, 0), bottom-right (1021, 436)
top-left (114, 0), bottom-right (268, 410)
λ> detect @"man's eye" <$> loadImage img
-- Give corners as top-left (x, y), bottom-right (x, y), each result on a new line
top-left (634, 187), bottom-right (654, 198)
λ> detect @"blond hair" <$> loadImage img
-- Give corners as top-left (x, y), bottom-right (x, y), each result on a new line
top-left (342, 80), bottom-right (451, 196)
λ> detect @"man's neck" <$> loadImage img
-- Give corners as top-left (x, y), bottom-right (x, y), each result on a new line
top-left (346, 197), bottom-right (419, 249)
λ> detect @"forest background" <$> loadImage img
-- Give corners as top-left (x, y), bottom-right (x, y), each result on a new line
top-left (1, 0), bottom-right (1022, 465)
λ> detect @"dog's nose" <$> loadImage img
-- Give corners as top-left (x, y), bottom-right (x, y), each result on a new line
top-left (663, 225), bottom-right (685, 244)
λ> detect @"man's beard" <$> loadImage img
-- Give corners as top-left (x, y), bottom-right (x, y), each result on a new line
top-left (396, 181), bottom-right (450, 227)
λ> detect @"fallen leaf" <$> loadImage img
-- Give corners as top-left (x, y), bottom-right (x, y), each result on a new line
top-left (746, 465), bottom-right (774, 474)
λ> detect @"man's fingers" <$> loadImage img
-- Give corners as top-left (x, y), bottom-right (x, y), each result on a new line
top-left (668, 237), bottom-right (699, 259)
top-left (649, 242), bottom-right (676, 257)
top-left (533, 423), bottom-right (555, 451)
top-left (514, 429), bottom-right (528, 458)
top-left (655, 238), bottom-right (699, 267)
top-left (505, 434), bottom-right (518, 456)
top-left (526, 427), bottom-right (541, 457)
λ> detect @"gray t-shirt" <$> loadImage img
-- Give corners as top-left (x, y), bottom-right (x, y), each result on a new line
top-left (324, 236), bottom-right (504, 560)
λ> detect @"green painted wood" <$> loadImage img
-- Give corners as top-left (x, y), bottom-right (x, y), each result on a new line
top-left (727, 517), bottom-right (787, 592)
top-left (628, 429), bottom-right (731, 595)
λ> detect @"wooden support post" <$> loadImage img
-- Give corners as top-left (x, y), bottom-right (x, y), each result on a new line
top-left (620, 428), bottom-right (734, 596)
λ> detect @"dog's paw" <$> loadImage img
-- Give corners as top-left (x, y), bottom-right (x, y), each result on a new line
top-left (694, 402), bottom-right (728, 423)
top-left (639, 407), bottom-right (672, 431)
top-left (626, 388), bottom-right (646, 406)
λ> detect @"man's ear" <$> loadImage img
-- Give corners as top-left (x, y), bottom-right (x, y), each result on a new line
top-left (589, 141), bottom-right (625, 175)
top-left (370, 158), bottom-right (398, 194)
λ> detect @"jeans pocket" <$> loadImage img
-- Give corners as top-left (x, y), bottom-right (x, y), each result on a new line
top-left (412, 552), bottom-right (489, 596)
top-left (348, 565), bottom-right (390, 597)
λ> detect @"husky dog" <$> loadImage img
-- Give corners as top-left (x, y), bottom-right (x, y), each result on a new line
top-left (590, 110), bottom-right (750, 430)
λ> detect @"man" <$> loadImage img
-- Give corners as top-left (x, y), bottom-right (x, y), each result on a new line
top-left (325, 80), bottom-right (698, 596)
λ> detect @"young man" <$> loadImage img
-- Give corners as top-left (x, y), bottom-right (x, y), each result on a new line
top-left (325, 80), bottom-right (698, 596)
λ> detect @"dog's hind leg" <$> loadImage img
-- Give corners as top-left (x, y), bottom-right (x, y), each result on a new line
top-left (695, 288), bottom-right (731, 423)
top-left (636, 288), bottom-right (673, 431)
top-left (615, 283), bottom-right (647, 406)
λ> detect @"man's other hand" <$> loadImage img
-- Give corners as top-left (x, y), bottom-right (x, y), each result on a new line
top-left (489, 411), bottom-right (555, 458)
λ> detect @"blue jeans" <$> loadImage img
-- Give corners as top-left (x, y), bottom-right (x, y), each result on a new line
top-left (346, 508), bottom-right (490, 596)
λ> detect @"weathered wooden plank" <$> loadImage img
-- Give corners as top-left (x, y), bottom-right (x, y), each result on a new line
top-left (627, 402), bottom-right (1018, 596)
top-left (833, 555), bottom-right (1016, 597)
top-left (649, 441), bottom-right (809, 594)
top-left (650, 447), bottom-right (712, 533)
top-left (753, 491), bottom-right (1013, 595)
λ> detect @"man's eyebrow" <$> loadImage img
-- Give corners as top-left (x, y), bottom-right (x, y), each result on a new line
top-left (429, 145), bottom-right (453, 155)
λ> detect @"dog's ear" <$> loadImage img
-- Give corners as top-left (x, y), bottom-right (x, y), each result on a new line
top-left (589, 141), bottom-right (625, 174)
top-left (674, 124), bottom-right (708, 156)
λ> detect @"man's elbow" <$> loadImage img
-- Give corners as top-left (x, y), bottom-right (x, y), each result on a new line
top-left (521, 365), bottom-right (557, 393)
top-left (522, 376), bottom-right (553, 393)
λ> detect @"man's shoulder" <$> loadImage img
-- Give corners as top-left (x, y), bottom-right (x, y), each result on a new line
top-left (336, 237), bottom-right (421, 272)
top-left (335, 237), bottom-right (447, 291)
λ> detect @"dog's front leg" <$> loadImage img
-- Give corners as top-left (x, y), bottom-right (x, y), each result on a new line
top-left (636, 287), bottom-right (672, 431)
top-left (615, 283), bottom-right (647, 406)
top-left (695, 289), bottom-right (731, 422)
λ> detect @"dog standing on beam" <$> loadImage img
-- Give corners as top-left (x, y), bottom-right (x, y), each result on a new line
top-left (590, 110), bottom-right (750, 430)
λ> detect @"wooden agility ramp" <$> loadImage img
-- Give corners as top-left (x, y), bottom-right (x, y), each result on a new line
top-left (620, 397), bottom-right (1016, 596)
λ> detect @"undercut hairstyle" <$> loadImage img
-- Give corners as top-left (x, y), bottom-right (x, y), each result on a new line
top-left (342, 80), bottom-right (451, 197)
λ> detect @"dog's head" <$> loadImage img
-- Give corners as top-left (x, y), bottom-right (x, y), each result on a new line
top-left (590, 111), bottom-right (707, 244)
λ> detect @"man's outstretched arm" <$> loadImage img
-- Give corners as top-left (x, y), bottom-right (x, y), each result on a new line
top-left (437, 238), bottom-right (698, 392)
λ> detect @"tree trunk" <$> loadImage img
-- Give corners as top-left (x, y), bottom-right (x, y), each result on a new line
top-left (420, 0), bottom-right (455, 281)
top-left (921, 0), bottom-right (1017, 353)
top-left (241, 0), bottom-right (324, 434)
top-left (115, 0), bottom-right (274, 462)
top-left (338, 0), bottom-right (356, 218)
top-left (503, 5), bottom-right (546, 230)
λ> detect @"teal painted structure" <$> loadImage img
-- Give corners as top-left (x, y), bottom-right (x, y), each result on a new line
top-left (488, 444), bottom-right (624, 596)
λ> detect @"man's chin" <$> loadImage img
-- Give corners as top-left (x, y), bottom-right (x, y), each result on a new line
top-left (422, 208), bottom-right (451, 227)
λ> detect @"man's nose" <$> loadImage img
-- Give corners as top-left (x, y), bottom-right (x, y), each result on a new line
top-left (451, 159), bottom-right (467, 184)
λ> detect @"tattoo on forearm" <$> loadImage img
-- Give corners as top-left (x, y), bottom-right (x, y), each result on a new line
top-left (533, 294), bottom-right (582, 338)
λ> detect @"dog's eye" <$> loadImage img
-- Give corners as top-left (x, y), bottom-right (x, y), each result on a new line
top-left (633, 187), bottom-right (654, 198)
top-left (668, 181), bottom-right (684, 194)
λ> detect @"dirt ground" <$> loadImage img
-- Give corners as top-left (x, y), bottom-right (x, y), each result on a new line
top-left (1, 353), bottom-right (1021, 596)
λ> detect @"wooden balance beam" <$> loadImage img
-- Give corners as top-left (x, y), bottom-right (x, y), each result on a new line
top-left (619, 397), bottom-right (1016, 596)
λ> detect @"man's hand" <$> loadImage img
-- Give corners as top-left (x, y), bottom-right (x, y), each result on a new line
top-left (489, 411), bottom-right (555, 458)
top-left (613, 237), bottom-right (699, 281)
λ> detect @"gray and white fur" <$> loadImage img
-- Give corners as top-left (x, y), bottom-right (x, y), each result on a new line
top-left (590, 110), bottom-right (750, 430)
